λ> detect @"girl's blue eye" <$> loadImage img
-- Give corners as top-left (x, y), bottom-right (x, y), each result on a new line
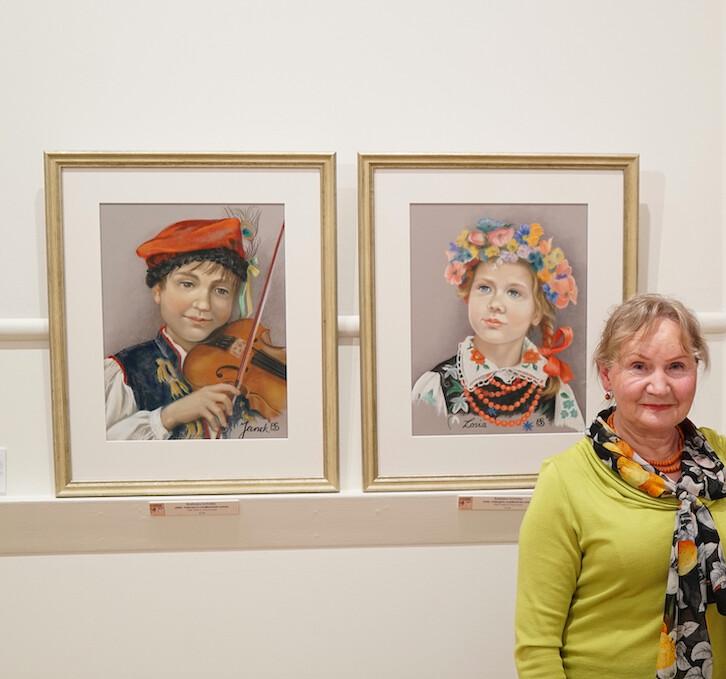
top-left (477, 284), bottom-right (492, 294)
top-left (507, 288), bottom-right (522, 299)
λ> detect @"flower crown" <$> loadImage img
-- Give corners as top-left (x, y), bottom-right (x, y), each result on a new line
top-left (444, 218), bottom-right (578, 310)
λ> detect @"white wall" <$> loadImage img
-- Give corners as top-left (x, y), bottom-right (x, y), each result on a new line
top-left (0, 1), bottom-right (723, 677)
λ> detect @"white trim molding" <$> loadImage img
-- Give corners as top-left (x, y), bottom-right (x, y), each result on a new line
top-left (0, 491), bottom-right (528, 555)
top-left (694, 312), bottom-right (726, 334)
top-left (0, 316), bottom-right (361, 343)
top-left (0, 318), bottom-right (49, 342)
top-left (0, 312), bottom-right (721, 345)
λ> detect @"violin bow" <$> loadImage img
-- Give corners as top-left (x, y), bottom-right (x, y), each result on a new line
top-left (233, 221), bottom-right (286, 395)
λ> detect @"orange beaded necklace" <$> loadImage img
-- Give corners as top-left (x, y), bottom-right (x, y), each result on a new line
top-left (606, 412), bottom-right (683, 473)
top-left (464, 376), bottom-right (543, 428)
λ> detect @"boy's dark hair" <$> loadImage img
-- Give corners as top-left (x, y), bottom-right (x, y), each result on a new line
top-left (145, 248), bottom-right (248, 288)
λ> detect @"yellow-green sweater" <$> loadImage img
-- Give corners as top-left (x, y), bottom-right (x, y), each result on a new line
top-left (515, 429), bottom-right (726, 679)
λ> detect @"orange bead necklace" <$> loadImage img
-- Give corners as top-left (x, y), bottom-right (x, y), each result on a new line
top-left (464, 376), bottom-right (543, 428)
top-left (606, 413), bottom-right (683, 473)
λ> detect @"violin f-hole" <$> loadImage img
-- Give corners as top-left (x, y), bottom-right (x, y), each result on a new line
top-left (215, 365), bottom-right (240, 383)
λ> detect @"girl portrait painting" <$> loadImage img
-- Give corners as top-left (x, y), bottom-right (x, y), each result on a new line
top-left (411, 204), bottom-right (587, 436)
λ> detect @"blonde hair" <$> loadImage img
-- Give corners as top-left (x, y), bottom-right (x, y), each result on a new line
top-left (458, 260), bottom-right (561, 399)
top-left (593, 294), bottom-right (709, 370)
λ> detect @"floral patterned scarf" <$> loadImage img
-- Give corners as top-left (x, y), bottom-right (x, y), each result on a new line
top-left (588, 407), bottom-right (726, 679)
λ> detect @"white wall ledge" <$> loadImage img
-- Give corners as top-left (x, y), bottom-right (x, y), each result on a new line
top-left (0, 316), bottom-right (360, 343)
top-left (0, 490), bottom-right (528, 555)
top-left (0, 308), bottom-right (721, 556)
top-left (1, 312), bottom-right (723, 345)
top-left (0, 318), bottom-right (49, 342)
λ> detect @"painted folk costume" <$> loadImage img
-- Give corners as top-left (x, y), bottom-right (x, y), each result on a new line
top-left (412, 219), bottom-right (584, 432)
top-left (106, 327), bottom-right (215, 440)
top-left (105, 216), bottom-right (268, 440)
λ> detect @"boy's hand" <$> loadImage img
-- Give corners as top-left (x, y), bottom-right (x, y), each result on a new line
top-left (160, 384), bottom-right (240, 432)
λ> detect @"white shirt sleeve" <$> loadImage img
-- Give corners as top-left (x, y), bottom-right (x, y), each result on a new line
top-left (411, 371), bottom-right (447, 416)
top-left (104, 357), bottom-right (171, 440)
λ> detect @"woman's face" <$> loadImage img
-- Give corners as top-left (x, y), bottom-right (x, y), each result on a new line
top-left (598, 318), bottom-right (698, 437)
top-left (467, 260), bottom-right (542, 353)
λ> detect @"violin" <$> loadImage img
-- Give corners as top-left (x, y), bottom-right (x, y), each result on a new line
top-left (183, 318), bottom-right (287, 422)
top-left (183, 221), bottom-right (286, 427)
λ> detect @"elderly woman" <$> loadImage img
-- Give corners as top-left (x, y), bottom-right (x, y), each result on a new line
top-left (515, 294), bottom-right (726, 678)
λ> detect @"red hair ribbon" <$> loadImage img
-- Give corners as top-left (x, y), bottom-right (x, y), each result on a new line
top-left (540, 327), bottom-right (574, 384)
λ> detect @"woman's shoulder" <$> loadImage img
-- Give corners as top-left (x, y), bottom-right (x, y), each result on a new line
top-left (537, 437), bottom-right (596, 481)
top-left (697, 426), bottom-right (726, 463)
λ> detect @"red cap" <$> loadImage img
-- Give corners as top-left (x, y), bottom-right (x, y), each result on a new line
top-left (136, 218), bottom-right (244, 268)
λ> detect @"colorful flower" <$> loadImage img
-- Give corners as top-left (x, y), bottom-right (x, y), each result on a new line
top-left (476, 218), bottom-right (507, 233)
top-left (538, 237), bottom-right (552, 255)
top-left (445, 261), bottom-right (468, 286)
top-left (455, 229), bottom-right (470, 248)
top-left (522, 349), bottom-right (541, 364)
top-left (444, 218), bottom-right (577, 309)
top-left (447, 244), bottom-right (475, 264)
top-left (467, 230), bottom-right (486, 247)
top-left (516, 244), bottom-right (532, 260)
top-left (484, 245), bottom-right (500, 260)
top-left (551, 273), bottom-right (578, 309)
top-left (470, 348), bottom-right (486, 365)
top-left (544, 247), bottom-right (565, 269)
top-left (526, 222), bottom-right (543, 247)
top-left (542, 283), bottom-right (558, 305)
top-left (487, 226), bottom-right (515, 247)
top-left (515, 224), bottom-right (530, 244)
top-left (527, 250), bottom-right (544, 271)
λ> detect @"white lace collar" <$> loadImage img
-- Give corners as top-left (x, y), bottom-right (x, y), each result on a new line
top-left (456, 336), bottom-right (549, 390)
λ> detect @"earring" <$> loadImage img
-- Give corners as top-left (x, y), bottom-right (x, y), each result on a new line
top-left (604, 391), bottom-right (612, 400)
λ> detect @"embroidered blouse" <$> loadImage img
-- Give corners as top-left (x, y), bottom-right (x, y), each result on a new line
top-left (411, 336), bottom-right (584, 431)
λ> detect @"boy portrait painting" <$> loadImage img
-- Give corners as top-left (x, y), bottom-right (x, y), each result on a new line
top-left (101, 204), bottom-right (287, 441)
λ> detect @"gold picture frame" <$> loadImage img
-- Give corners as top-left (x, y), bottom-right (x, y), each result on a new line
top-left (45, 152), bottom-right (338, 496)
top-left (359, 153), bottom-right (639, 491)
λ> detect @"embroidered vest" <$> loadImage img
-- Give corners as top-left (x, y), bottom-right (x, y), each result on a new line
top-left (113, 332), bottom-right (207, 439)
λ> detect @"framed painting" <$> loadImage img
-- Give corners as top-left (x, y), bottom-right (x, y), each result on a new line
top-left (45, 152), bottom-right (338, 496)
top-left (359, 153), bottom-right (638, 491)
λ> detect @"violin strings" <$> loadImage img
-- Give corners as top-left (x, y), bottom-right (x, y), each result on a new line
top-left (250, 351), bottom-right (287, 380)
